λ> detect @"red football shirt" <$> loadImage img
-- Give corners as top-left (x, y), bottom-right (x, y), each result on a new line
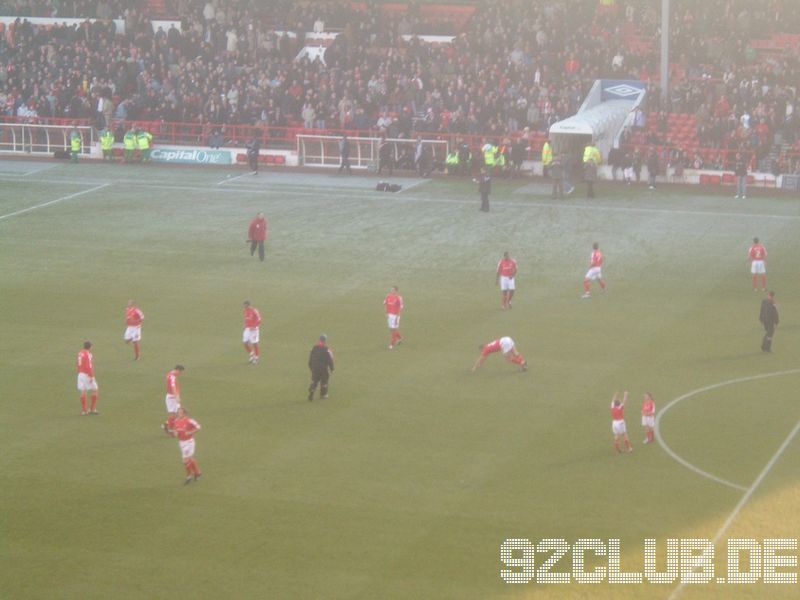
top-left (248, 217), bottom-right (267, 241)
top-left (166, 370), bottom-right (181, 396)
top-left (590, 250), bottom-right (603, 267)
top-left (384, 293), bottom-right (403, 315)
top-left (748, 244), bottom-right (766, 261)
top-left (243, 306), bottom-right (262, 328)
top-left (610, 403), bottom-right (625, 420)
top-left (497, 258), bottom-right (517, 277)
top-left (77, 349), bottom-right (94, 376)
top-left (173, 417), bottom-right (200, 441)
top-left (641, 399), bottom-right (655, 416)
top-left (125, 306), bottom-right (144, 326)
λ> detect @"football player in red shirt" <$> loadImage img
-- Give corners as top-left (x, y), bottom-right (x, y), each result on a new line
top-left (242, 300), bottom-right (262, 363)
top-left (641, 392), bottom-right (656, 444)
top-left (472, 336), bottom-right (527, 371)
top-left (496, 251), bottom-right (518, 309)
top-left (76, 340), bottom-right (98, 415)
top-left (173, 407), bottom-right (202, 485)
top-left (383, 286), bottom-right (404, 349)
top-left (162, 365), bottom-right (184, 434)
top-left (123, 299), bottom-right (144, 360)
top-left (610, 391), bottom-right (632, 453)
top-left (748, 237), bottom-right (767, 292)
top-left (247, 212), bottom-right (268, 261)
top-left (582, 242), bottom-right (606, 298)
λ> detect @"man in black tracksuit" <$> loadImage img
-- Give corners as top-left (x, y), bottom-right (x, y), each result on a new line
top-left (477, 168), bottom-right (491, 212)
top-left (308, 334), bottom-right (335, 400)
top-left (759, 291), bottom-right (779, 352)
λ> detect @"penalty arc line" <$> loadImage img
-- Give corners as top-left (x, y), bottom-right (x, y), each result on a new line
top-left (668, 414), bottom-right (800, 599)
top-left (656, 369), bottom-right (800, 491)
top-left (0, 183), bottom-right (111, 221)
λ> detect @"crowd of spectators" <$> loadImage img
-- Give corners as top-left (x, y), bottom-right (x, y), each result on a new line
top-left (0, 0), bottom-right (798, 172)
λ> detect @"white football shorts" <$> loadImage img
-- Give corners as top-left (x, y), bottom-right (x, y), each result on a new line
top-left (499, 337), bottom-right (515, 354)
top-left (585, 266), bottom-right (603, 281)
top-left (387, 314), bottom-right (400, 329)
top-left (165, 394), bottom-right (180, 413)
top-left (243, 327), bottom-right (260, 344)
top-left (500, 275), bottom-right (515, 291)
top-left (750, 260), bottom-right (766, 274)
top-left (179, 438), bottom-right (195, 460)
top-left (612, 419), bottom-right (627, 436)
top-left (123, 325), bottom-right (142, 342)
top-left (641, 415), bottom-right (655, 428)
top-left (77, 373), bottom-right (98, 392)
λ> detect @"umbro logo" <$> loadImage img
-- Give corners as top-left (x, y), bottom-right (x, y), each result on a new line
top-left (605, 84), bottom-right (641, 97)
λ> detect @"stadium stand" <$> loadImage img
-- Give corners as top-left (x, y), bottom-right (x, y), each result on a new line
top-left (0, 0), bottom-right (798, 174)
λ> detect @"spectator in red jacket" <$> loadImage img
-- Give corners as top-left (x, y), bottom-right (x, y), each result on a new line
top-left (247, 212), bottom-right (268, 262)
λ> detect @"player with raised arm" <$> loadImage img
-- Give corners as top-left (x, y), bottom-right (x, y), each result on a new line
top-left (162, 365), bottom-right (184, 435)
top-left (173, 407), bottom-right (202, 485)
top-left (582, 242), bottom-right (606, 298)
top-left (123, 300), bottom-right (144, 360)
top-left (384, 286), bottom-right (404, 349)
top-left (76, 341), bottom-right (99, 415)
top-left (748, 237), bottom-right (767, 292)
top-left (611, 391), bottom-right (632, 453)
top-left (496, 251), bottom-right (517, 309)
top-left (472, 337), bottom-right (527, 372)
top-left (242, 300), bottom-right (262, 364)
top-left (641, 392), bottom-right (655, 444)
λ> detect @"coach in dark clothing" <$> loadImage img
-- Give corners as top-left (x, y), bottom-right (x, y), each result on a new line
top-left (549, 153), bottom-right (563, 199)
top-left (477, 168), bottom-right (491, 212)
top-left (759, 291), bottom-right (779, 352)
top-left (647, 149), bottom-right (659, 189)
top-left (338, 135), bottom-right (352, 174)
top-left (247, 137), bottom-right (260, 173)
top-left (308, 334), bottom-right (335, 400)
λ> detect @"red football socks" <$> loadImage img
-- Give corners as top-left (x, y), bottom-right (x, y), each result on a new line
top-left (243, 342), bottom-right (252, 354)
top-left (133, 341), bottom-right (140, 359)
top-left (90, 393), bottom-right (97, 411)
top-left (253, 344), bottom-right (260, 357)
top-left (80, 394), bottom-right (87, 412)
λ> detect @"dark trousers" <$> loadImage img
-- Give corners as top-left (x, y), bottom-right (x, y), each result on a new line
top-left (248, 155), bottom-right (258, 172)
top-left (309, 369), bottom-right (330, 399)
top-left (552, 180), bottom-right (563, 199)
top-left (586, 181), bottom-right (595, 198)
top-left (338, 157), bottom-right (352, 174)
top-left (480, 192), bottom-right (490, 212)
top-left (250, 240), bottom-right (265, 261)
top-left (761, 324), bottom-right (775, 352)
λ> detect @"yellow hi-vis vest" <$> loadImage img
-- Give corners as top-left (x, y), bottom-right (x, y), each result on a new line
top-left (542, 142), bottom-right (552, 165)
top-left (446, 151), bottom-right (459, 165)
top-left (70, 132), bottom-right (81, 151)
top-left (583, 145), bottom-right (601, 164)
top-left (124, 131), bottom-right (137, 150)
top-left (483, 146), bottom-right (495, 166)
top-left (137, 131), bottom-right (152, 150)
top-left (101, 130), bottom-right (114, 150)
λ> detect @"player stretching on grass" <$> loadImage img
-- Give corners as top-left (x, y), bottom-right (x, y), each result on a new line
top-left (496, 251), bottom-right (517, 309)
top-left (384, 286), bottom-right (404, 349)
top-left (641, 392), bottom-right (655, 444)
top-left (472, 337), bottom-right (527, 372)
top-left (582, 242), bottom-right (606, 298)
top-left (611, 391), bottom-right (632, 453)
top-left (173, 407), bottom-right (202, 485)
top-left (748, 237), bottom-right (767, 292)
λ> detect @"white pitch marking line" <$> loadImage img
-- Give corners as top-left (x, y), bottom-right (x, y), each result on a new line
top-left (22, 164), bottom-right (60, 176)
top-left (668, 416), bottom-right (800, 600)
top-left (217, 172), bottom-right (256, 185)
top-left (0, 183), bottom-right (110, 221)
top-left (656, 369), bottom-right (800, 491)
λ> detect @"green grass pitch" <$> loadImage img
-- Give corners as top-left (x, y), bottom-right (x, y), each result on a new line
top-left (1, 160), bottom-right (799, 599)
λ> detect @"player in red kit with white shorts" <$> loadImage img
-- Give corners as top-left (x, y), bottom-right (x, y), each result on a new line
top-left (76, 340), bottom-right (98, 415)
top-left (384, 286), bottom-right (404, 349)
top-left (123, 299), bottom-right (144, 360)
top-left (242, 300), bottom-right (262, 363)
top-left (472, 336), bottom-right (527, 371)
top-left (641, 392), bottom-right (655, 444)
top-left (496, 251), bottom-right (518, 309)
top-left (173, 406), bottom-right (202, 485)
top-left (582, 242), bottom-right (606, 298)
top-left (748, 237), bottom-right (767, 292)
top-left (611, 391), bottom-right (632, 453)
top-left (162, 364), bottom-right (184, 434)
